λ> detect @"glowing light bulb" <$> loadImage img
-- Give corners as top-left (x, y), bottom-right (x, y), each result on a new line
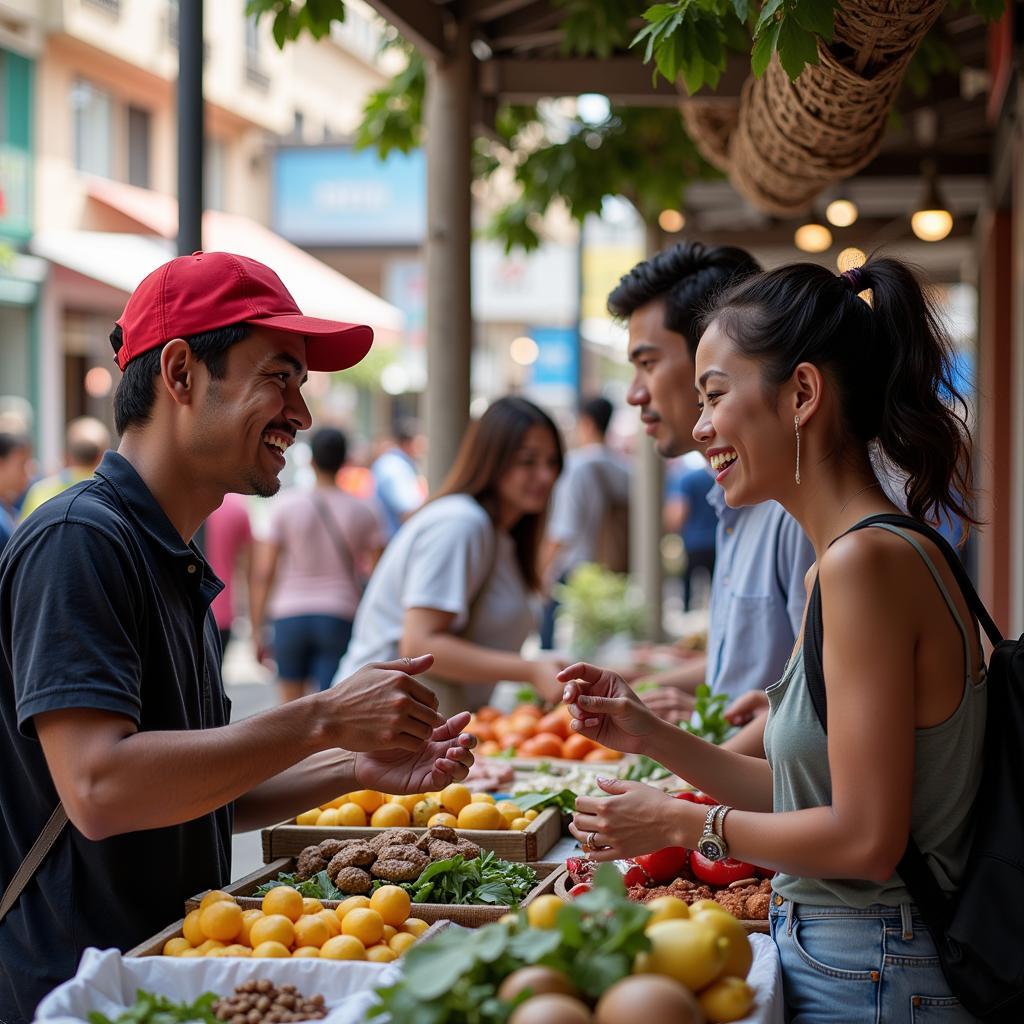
top-left (510, 336), bottom-right (539, 366)
top-left (826, 199), bottom-right (858, 227)
top-left (794, 223), bottom-right (832, 253)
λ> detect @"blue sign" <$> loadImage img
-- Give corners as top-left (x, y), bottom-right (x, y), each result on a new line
top-left (529, 326), bottom-right (579, 391)
top-left (272, 146), bottom-right (426, 247)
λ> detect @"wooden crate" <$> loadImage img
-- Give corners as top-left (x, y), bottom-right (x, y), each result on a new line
top-left (128, 915), bottom-right (450, 958)
top-left (552, 872), bottom-right (770, 934)
top-left (188, 857), bottom-right (567, 929)
top-left (261, 806), bottom-right (560, 863)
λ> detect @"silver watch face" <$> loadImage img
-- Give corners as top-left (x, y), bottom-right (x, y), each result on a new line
top-left (698, 835), bottom-right (728, 861)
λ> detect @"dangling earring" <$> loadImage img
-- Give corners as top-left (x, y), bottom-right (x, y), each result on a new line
top-left (794, 416), bottom-right (801, 485)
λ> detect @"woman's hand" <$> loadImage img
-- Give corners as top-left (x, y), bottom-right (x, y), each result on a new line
top-left (569, 777), bottom-right (702, 861)
top-left (724, 689), bottom-right (769, 726)
top-left (641, 686), bottom-right (697, 723)
top-left (526, 657), bottom-right (568, 704)
top-left (557, 662), bottom-right (659, 754)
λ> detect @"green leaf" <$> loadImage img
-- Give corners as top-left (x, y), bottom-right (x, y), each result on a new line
top-left (793, 0), bottom-right (835, 40)
top-left (731, 0), bottom-right (750, 19)
top-left (777, 16), bottom-right (820, 79)
top-left (755, 0), bottom-right (786, 33)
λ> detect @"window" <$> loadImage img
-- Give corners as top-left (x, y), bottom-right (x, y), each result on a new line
top-left (127, 106), bottom-right (151, 188)
top-left (71, 79), bottom-right (113, 178)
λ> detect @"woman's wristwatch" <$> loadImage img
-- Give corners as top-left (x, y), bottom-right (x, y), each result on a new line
top-left (697, 804), bottom-right (732, 861)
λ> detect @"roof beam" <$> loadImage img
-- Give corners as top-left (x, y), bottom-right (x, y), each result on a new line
top-left (462, 0), bottom-right (542, 22)
top-left (363, 0), bottom-right (447, 60)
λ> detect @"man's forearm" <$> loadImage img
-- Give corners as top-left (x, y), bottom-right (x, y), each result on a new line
top-left (233, 748), bottom-right (358, 833)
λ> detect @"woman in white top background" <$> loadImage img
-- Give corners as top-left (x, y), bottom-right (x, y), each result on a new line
top-left (336, 396), bottom-right (567, 716)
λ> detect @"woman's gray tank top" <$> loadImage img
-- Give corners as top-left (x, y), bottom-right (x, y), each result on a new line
top-left (762, 523), bottom-right (987, 907)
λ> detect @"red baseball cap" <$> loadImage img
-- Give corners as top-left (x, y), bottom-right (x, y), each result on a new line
top-left (114, 251), bottom-right (374, 372)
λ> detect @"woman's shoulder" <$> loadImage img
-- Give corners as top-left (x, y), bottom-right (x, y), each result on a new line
top-left (415, 493), bottom-right (491, 529)
top-left (818, 524), bottom-right (924, 608)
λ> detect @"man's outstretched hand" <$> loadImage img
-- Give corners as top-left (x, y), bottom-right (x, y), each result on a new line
top-left (354, 711), bottom-right (477, 794)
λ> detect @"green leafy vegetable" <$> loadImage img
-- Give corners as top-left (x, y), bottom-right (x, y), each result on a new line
top-left (681, 684), bottom-right (738, 746)
top-left (619, 754), bottom-right (672, 782)
top-left (376, 851), bottom-right (537, 907)
top-left (253, 869), bottom-right (342, 901)
top-left (88, 989), bottom-right (219, 1024)
top-left (511, 789), bottom-right (577, 814)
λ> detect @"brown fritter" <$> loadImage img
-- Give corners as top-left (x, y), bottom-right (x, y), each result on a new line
top-left (317, 838), bottom-right (350, 860)
top-left (426, 825), bottom-right (458, 844)
top-left (326, 844), bottom-right (375, 881)
top-left (371, 844), bottom-right (430, 882)
top-left (295, 846), bottom-right (327, 880)
top-left (454, 839), bottom-right (481, 860)
top-left (371, 829), bottom-right (418, 854)
top-left (333, 866), bottom-right (373, 894)
top-left (427, 839), bottom-right (460, 861)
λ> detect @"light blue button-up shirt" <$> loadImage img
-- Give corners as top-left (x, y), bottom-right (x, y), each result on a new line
top-left (704, 486), bottom-right (816, 701)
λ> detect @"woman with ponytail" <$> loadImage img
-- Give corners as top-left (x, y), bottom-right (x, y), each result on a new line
top-left (561, 257), bottom-right (985, 1022)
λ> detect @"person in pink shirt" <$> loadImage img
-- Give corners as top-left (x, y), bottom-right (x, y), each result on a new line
top-left (203, 492), bottom-right (254, 665)
top-left (251, 427), bottom-right (383, 702)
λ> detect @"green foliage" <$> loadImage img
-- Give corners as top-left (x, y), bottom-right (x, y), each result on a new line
top-left (681, 683), bottom-right (737, 744)
top-left (337, 345), bottom-right (395, 389)
top-left (904, 31), bottom-right (960, 98)
top-left (354, 46), bottom-right (426, 156)
top-left (253, 869), bottom-right (342, 900)
top-left (555, 561), bottom-right (646, 658)
top-left (379, 851), bottom-right (538, 907)
top-left (245, 0), bottom-right (345, 48)
top-left (619, 753), bottom-right (672, 781)
top-left (89, 989), bottom-right (219, 1024)
top-left (370, 863), bottom-right (651, 1023)
top-left (510, 789), bottom-right (578, 813)
top-left (555, 0), bottom-right (641, 57)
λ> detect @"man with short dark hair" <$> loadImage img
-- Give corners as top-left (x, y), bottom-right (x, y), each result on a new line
top-left (0, 430), bottom-right (32, 551)
top-left (0, 252), bottom-right (474, 1020)
top-left (372, 418), bottom-right (425, 540)
top-left (19, 417), bottom-right (111, 521)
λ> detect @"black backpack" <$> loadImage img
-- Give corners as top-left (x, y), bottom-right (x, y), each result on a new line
top-left (803, 513), bottom-right (1024, 1021)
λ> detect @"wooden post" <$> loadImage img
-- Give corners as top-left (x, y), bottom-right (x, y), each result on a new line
top-left (423, 18), bottom-right (473, 491)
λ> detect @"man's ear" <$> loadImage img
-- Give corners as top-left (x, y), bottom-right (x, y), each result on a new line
top-left (159, 339), bottom-right (195, 407)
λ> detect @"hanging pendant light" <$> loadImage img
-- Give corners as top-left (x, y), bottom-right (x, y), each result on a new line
top-left (911, 160), bottom-right (953, 242)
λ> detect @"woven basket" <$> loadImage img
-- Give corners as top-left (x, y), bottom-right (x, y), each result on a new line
top-left (682, 0), bottom-right (944, 215)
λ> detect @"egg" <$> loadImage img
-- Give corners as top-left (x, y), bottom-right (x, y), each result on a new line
top-left (594, 974), bottom-right (703, 1024)
top-left (509, 994), bottom-right (593, 1024)
top-left (498, 966), bottom-right (578, 1003)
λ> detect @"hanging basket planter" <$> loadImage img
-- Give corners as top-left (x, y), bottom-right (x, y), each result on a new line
top-left (682, 0), bottom-right (945, 216)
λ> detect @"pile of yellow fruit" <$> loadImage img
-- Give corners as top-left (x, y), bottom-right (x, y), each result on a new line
top-left (161, 885), bottom-right (428, 963)
top-left (294, 784), bottom-right (539, 833)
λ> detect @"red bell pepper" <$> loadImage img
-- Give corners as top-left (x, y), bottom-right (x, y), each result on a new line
top-left (674, 790), bottom-right (717, 805)
top-left (567, 882), bottom-right (593, 897)
top-left (615, 859), bottom-right (651, 888)
top-left (689, 850), bottom-right (759, 886)
top-left (635, 846), bottom-right (690, 884)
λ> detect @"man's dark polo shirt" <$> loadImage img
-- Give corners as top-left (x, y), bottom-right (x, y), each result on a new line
top-left (0, 452), bottom-right (232, 1022)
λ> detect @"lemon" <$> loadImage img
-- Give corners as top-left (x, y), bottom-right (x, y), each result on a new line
top-left (335, 895), bottom-right (371, 922)
top-left (389, 931), bottom-right (418, 955)
top-left (389, 793), bottom-right (423, 813)
top-left (510, 817), bottom-right (531, 831)
top-left (316, 909), bottom-right (342, 937)
top-left (162, 936), bottom-right (192, 956)
top-left (221, 944), bottom-right (252, 957)
top-left (342, 907), bottom-right (384, 947)
top-left (249, 914), bottom-right (295, 950)
top-left (470, 792), bottom-right (496, 804)
top-left (698, 977), bottom-right (756, 1023)
top-left (382, 925), bottom-right (398, 942)
top-left (316, 808), bottom-right (341, 827)
top-left (427, 812), bottom-right (459, 829)
top-left (645, 895), bottom-right (690, 928)
top-left (302, 897), bottom-right (324, 915)
top-left (293, 914), bottom-right (331, 949)
top-left (295, 808), bottom-right (320, 826)
top-left (366, 944), bottom-right (399, 963)
top-left (200, 900), bottom-right (243, 942)
top-left (440, 783), bottom-right (472, 815)
top-left (690, 908), bottom-right (753, 979)
top-left (321, 934), bottom-right (366, 960)
top-left (690, 898), bottom-right (728, 915)
top-left (636, 919), bottom-right (729, 991)
top-left (526, 894), bottom-right (565, 929)
top-left (199, 889), bottom-right (233, 911)
top-left (371, 885), bottom-right (412, 927)
top-left (524, 809), bottom-right (539, 821)
top-left (457, 802), bottom-right (502, 830)
top-left (179, 949), bottom-right (202, 958)
top-left (348, 790), bottom-right (386, 814)
top-left (401, 917), bottom-right (429, 936)
top-left (261, 885), bottom-right (304, 922)
top-left (371, 803), bottom-right (411, 828)
top-left (413, 798), bottom-right (441, 826)
top-left (291, 945), bottom-right (321, 958)
top-left (496, 801), bottom-right (523, 823)
top-left (239, 908), bottom-right (264, 945)
top-left (251, 940), bottom-right (291, 958)
top-left (195, 939), bottom-right (225, 954)
top-left (182, 909), bottom-right (205, 947)
top-left (336, 802), bottom-right (368, 827)
top-left (322, 794), bottom-right (352, 809)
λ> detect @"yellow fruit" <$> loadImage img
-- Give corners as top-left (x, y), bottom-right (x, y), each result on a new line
top-left (293, 915), bottom-right (331, 949)
top-left (645, 896), bottom-right (690, 928)
top-left (510, 817), bottom-right (531, 831)
top-left (322, 793), bottom-right (352, 809)
top-left (382, 925), bottom-right (398, 942)
top-left (440, 783), bottom-right (472, 815)
top-left (401, 917), bottom-right (429, 936)
top-left (389, 931), bottom-right (418, 955)
top-left (637, 919), bottom-right (729, 991)
top-left (336, 802), bottom-right (368, 827)
top-left (182, 909), bottom-right (205, 947)
top-left (336, 895), bottom-right (371, 922)
top-left (371, 885), bottom-right (412, 927)
top-left (251, 940), bottom-right (291, 958)
top-left (496, 801), bottom-right (523, 823)
top-left (316, 909), bottom-right (342, 937)
top-left (348, 790), bottom-right (386, 814)
top-left (295, 809), bottom-right (320, 826)
top-left (389, 793), bottom-right (423, 813)
top-left (162, 936), bottom-right (192, 956)
top-left (457, 802), bottom-right (502, 830)
top-left (221, 944), bottom-right (252, 957)
top-left (524, 809), bottom-right (539, 821)
top-left (498, 913), bottom-right (518, 925)
top-left (698, 977), bottom-right (756, 1023)
top-left (321, 934), bottom-right (366, 960)
top-left (261, 885), bottom-right (304, 922)
top-left (366, 944), bottom-right (399, 963)
top-left (316, 808), bottom-right (341, 827)
top-left (200, 900), bottom-right (243, 942)
top-left (249, 914), bottom-right (295, 950)
top-left (690, 899), bottom-right (729, 915)
top-left (179, 949), bottom-right (202, 958)
top-left (302, 898), bottom-right (324, 915)
top-left (470, 792), bottom-right (496, 804)
top-left (371, 803), bottom-right (411, 828)
top-left (526, 894), bottom-right (565, 930)
top-left (195, 939), bottom-right (225, 954)
top-left (413, 799), bottom-right (441, 826)
top-left (199, 889), bottom-right (234, 911)
top-left (342, 907), bottom-right (384, 947)
top-left (239, 909), bottom-right (264, 945)
top-left (291, 946), bottom-right (321, 958)
top-left (690, 909), bottom-right (753, 979)
top-left (427, 812), bottom-right (459, 829)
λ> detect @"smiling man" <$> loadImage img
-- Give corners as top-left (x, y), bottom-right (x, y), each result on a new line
top-left (0, 253), bottom-right (475, 1021)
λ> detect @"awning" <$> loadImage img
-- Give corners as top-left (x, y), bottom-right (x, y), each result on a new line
top-left (32, 178), bottom-right (404, 343)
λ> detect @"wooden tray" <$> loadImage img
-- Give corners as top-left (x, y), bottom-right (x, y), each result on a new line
top-left (261, 806), bottom-right (561, 863)
top-left (188, 857), bottom-right (566, 929)
top-left (128, 915), bottom-right (449, 957)
top-left (552, 870), bottom-right (770, 934)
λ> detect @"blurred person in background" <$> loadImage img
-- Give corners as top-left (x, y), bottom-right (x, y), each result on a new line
top-left (0, 431), bottom-right (32, 551)
top-left (539, 396), bottom-right (631, 650)
top-left (19, 417), bottom-right (111, 521)
top-left (251, 426), bottom-right (383, 702)
top-left (664, 460), bottom-right (718, 611)
top-left (371, 418), bottom-right (426, 540)
top-left (204, 493), bottom-right (253, 667)
top-left (338, 396), bottom-right (567, 717)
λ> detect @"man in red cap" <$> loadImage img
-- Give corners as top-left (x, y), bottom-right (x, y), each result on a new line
top-left (0, 253), bottom-right (474, 1019)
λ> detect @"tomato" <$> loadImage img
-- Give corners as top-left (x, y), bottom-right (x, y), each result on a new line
top-left (616, 860), bottom-right (651, 888)
top-left (674, 791), bottom-right (718, 805)
top-left (634, 846), bottom-right (690, 884)
top-left (689, 850), bottom-right (758, 886)
top-left (567, 882), bottom-right (593, 897)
